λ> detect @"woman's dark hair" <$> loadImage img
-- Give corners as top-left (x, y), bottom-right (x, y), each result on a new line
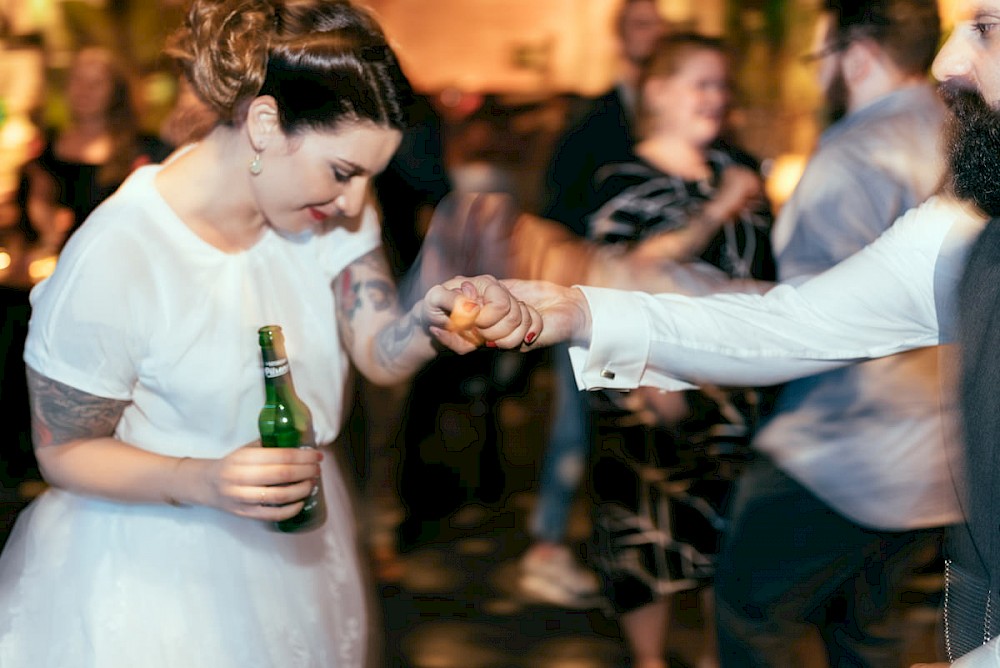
top-left (165, 0), bottom-right (411, 134)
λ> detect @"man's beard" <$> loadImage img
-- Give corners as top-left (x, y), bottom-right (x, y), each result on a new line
top-left (941, 82), bottom-right (1000, 217)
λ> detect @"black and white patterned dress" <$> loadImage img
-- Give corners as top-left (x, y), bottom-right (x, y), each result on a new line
top-left (583, 147), bottom-right (777, 613)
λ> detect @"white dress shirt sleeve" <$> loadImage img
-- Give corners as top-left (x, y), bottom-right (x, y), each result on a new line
top-left (569, 196), bottom-right (984, 392)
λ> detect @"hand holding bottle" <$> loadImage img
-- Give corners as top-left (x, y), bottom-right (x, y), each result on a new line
top-left (198, 443), bottom-right (323, 522)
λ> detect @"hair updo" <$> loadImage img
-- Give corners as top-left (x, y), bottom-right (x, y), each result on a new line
top-left (165, 0), bottom-right (411, 133)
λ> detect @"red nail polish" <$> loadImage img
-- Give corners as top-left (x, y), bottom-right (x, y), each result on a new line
top-left (485, 341), bottom-right (497, 348)
top-left (525, 332), bottom-right (536, 344)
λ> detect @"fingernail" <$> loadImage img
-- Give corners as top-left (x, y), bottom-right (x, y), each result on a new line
top-left (525, 332), bottom-right (536, 344)
top-left (485, 341), bottom-right (497, 348)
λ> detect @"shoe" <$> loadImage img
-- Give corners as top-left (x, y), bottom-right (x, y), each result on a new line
top-left (518, 543), bottom-right (602, 608)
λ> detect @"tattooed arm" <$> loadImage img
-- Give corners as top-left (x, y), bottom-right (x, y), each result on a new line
top-left (27, 366), bottom-right (322, 516)
top-left (334, 248), bottom-right (541, 385)
top-left (334, 248), bottom-right (441, 385)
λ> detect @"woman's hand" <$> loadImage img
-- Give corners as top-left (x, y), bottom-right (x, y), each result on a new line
top-left (711, 164), bottom-right (764, 220)
top-left (198, 443), bottom-right (323, 521)
top-left (423, 275), bottom-right (542, 353)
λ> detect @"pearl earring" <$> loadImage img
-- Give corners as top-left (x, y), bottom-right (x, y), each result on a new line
top-left (249, 153), bottom-right (262, 176)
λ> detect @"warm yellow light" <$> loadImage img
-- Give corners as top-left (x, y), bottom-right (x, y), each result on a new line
top-left (0, 249), bottom-right (10, 271)
top-left (765, 153), bottom-right (809, 213)
top-left (28, 254), bottom-right (57, 282)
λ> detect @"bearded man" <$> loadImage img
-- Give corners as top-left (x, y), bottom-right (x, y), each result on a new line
top-left (503, 1), bottom-right (1000, 665)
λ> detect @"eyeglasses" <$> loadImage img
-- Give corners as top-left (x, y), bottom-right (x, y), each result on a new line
top-left (799, 42), bottom-right (848, 64)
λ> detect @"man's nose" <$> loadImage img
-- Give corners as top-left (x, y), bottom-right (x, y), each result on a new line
top-left (932, 31), bottom-right (973, 84)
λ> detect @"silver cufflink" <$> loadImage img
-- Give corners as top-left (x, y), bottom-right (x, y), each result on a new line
top-left (600, 369), bottom-right (615, 380)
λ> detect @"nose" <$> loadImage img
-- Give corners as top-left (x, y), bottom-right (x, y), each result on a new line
top-left (334, 177), bottom-right (370, 219)
top-left (932, 30), bottom-right (972, 84)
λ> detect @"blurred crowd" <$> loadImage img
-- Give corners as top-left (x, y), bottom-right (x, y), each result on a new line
top-left (0, 0), bottom-right (962, 667)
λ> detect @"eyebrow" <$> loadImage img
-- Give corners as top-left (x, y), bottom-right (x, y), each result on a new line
top-left (972, 5), bottom-right (1000, 19)
top-left (335, 159), bottom-right (367, 176)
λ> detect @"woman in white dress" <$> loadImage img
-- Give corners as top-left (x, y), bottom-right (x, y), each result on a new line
top-left (0, 1), bottom-right (539, 666)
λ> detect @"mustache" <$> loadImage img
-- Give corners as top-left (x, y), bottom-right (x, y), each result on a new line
top-left (938, 80), bottom-right (990, 117)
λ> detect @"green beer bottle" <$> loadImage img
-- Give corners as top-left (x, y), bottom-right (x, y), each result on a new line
top-left (257, 325), bottom-right (327, 533)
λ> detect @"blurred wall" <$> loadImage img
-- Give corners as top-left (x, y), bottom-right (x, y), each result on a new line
top-left (367, 0), bottom-right (727, 96)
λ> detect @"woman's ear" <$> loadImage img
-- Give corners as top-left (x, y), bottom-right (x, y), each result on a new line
top-left (246, 95), bottom-right (280, 152)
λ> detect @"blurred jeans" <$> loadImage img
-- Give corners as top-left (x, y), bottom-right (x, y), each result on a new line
top-left (529, 344), bottom-right (591, 544)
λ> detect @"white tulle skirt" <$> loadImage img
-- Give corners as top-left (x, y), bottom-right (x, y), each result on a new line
top-left (0, 457), bottom-right (368, 668)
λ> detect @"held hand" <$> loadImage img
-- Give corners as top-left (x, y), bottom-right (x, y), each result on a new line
top-left (423, 275), bottom-right (542, 353)
top-left (500, 279), bottom-right (592, 349)
top-left (202, 443), bottom-right (323, 521)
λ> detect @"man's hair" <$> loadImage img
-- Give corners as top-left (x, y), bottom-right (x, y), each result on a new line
top-left (822, 0), bottom-right (940, 75)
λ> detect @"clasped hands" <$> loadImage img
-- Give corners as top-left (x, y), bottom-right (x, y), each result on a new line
top-left (422, 274), bottom-right (595, 354)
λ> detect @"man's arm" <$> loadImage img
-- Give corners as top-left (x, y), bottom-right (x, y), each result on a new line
top-left (546, 197), bottom-right (983, 391)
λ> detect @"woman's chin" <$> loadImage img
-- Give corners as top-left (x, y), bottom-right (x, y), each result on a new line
top-left (273, 226), bottom-right (315, 243)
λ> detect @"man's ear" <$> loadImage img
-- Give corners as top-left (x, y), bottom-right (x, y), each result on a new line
top-left (841, 40), bottom-right (874, 84)
top-left (246, 95), bottom-right (280, 152)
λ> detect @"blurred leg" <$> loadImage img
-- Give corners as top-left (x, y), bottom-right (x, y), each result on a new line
top-left (821, 528), bottom-right (942, 668)
top-left (529, 345), bottom-right (590, 544)
top-left (714, 459), bottom-right (874, 667)
top-left (621, 598), bottom-right (671, 668)
top-left (520, 344), bottom-right (599, 606)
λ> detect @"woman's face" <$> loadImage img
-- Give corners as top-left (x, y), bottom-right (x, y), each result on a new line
top-left (645, 48), bottom-right (731, 146)
top-left (252, 120), bottom-right (402, 237)
top-left (66, 50), bottom-right (117, 122)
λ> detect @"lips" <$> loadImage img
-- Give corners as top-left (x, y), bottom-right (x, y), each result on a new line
top-left (308, 207), bottom-right (327, 222)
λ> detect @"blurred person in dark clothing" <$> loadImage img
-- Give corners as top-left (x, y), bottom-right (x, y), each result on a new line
top-left (516, 0), bottom-right (670, 612)
top-left (374, 92), bottom-right (452, 282)
top-left (16, 46), bottom-right (173, 250)
top-left (539, 0), bottom-right (667, 235)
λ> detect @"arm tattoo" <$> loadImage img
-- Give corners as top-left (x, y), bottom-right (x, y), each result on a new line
top-left (335, 250), bottom-right (402, 353)
top-left (374, 311), bottom-right (421, 369)
top-left (336, 253), bottom-right (399, 319)
top-left (26, 367), bottom-right (130, 448)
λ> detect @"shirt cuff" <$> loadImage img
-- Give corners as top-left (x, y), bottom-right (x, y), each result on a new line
top-left (567, 286), bottom-right (650, 391)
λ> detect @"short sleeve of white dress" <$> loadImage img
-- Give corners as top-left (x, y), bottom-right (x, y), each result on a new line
top-left (24, 180), bottom-right (157, 400)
